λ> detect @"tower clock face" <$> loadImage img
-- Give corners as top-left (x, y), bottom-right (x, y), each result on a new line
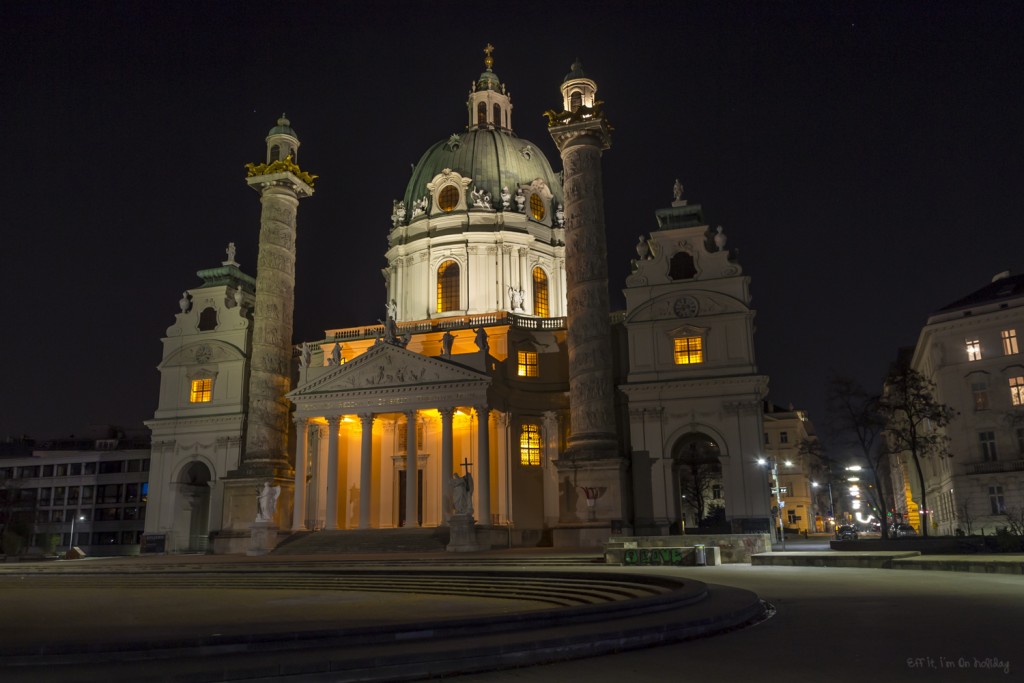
top-left (674, 296), bottom-right (699, 318)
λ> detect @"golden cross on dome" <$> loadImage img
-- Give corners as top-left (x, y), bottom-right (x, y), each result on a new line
top-left (483, 43), bottom-right (494, 69)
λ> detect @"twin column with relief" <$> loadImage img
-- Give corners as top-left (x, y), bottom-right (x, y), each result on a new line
top-left (304, 408), bottom-right (488, 529)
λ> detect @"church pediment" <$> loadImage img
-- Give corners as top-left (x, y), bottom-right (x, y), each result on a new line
top-left (624, 290), bottom-right (747, 324)
top-left (288, 342), bottom-right (489, 399)
top-left (160, 339), bottom-right (245, 369)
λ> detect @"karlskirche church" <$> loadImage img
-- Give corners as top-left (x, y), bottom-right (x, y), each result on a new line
top-left (144, 49), bottom-right (771, 554)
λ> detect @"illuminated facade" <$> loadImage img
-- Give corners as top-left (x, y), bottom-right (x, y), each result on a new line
top-left (145, 258), bottom-right (255, 552)
top-left (762, 404), bottom-right (820, 535)
top-left (145, 50), bottom-right (772, 551)
top-left (621, 198), bottom-right (770, 534)
top-left (895, 272), bottom-right (1024, 535)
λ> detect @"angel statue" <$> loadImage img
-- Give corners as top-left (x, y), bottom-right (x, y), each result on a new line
top-left (449, 471), bottom-right (474, 516)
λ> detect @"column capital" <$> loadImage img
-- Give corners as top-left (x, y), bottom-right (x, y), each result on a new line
top-left (358, 413), bottom-right (375, 426)
top-left (292, 415), bottom-right (309, 427)
top-left (326, 416), bottom-right (342, 427)
top-left (438, 407), bottom-right (456, 421)
top-left (474, 405), bottom-right (490, 418)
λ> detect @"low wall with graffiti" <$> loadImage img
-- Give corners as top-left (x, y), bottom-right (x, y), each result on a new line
top-left (605, 534), bottom-right (770, 565)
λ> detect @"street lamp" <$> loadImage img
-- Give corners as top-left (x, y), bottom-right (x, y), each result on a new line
top-left (812, 480), bottom-right (834, 532)
top-left (757, 457), bottom-right (792, 550)
top-left (67, 512), bottom-right (85, 557)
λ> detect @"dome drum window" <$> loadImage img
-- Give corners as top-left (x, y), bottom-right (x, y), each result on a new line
top-left (436, 259), bottom-right (461, 313)
top-left (529, 193), bottom-right (546, 221)
top-left (438, 184), bottom-right (460, 212)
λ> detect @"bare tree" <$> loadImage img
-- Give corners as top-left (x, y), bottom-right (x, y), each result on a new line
top-left (956, 495), bottom-right (975, 536)
top-left (824, 375), bottom-right (894, 538)
top-left (676, 437), bottom-right (722, 528)
top-left (878, 366), bottom-right (956, 538)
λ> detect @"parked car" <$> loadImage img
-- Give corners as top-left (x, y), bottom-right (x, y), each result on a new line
top-left (835, 524), bottom-right (859, 540)
top-left (890, 523), bottom-right (918, 538)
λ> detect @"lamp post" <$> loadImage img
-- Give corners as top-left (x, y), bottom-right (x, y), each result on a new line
top-left (68, 512), bottom-right (85, 557)
top-left (758, 457), bottom-right (791, 550)
top-left (812, 480), bottom-right (834, 532)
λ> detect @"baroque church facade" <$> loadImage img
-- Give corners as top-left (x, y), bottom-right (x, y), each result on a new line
top-left (144, 51), bottom-right (772, 553)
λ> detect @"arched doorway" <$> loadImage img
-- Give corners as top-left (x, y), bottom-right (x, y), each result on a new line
top-left (174, 461), bottom-right (212, 552)
top-left (672, 433), bottom-right (725, 532)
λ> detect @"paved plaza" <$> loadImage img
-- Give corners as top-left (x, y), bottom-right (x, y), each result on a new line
top-left (1, 548), bottom-right (1022, 682)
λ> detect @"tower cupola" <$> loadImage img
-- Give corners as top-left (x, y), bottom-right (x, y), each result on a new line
top-left (467, 44), bottom-right (513, 132)
top-left (266, 113), bottom-right (300, 164)
top-left (560, 60), bottom-right (598, 113)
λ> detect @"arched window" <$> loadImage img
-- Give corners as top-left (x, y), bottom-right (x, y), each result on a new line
top-left (438, 184), bottom-right (460, 212)
top-left (477, 102), bottom-right (487, 126)
top-left (529, 194), bottom-right (546, 221)
top-left (270, 144), bottom-right (280, 162)
top-left (532, 267), bottom-right (549, 317)
top-left (570, 91), bottom-right (582, 112)
top-left (437, 260), bottom-right (460, 313)
top-left (198, 307), bottom-right (218, 331)
top-left (669, 251), bottom-right (697, 280)
top-left (493, 103), bottom-right (501, 127)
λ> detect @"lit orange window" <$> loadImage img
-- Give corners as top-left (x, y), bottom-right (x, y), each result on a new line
top-left (520, 424), bottom-right (541, 466)
top-left (437, 260), bottom-right (460, 312)
top-left (1011, 377), bottom-right (1024, 407)
top-left (673, 337), bottom-right (703, 365)
top-left (517, 351), bottom-right (538, 377)
top-left (438, 185), bottom-right (459, 212)
top-left (529, 193), bottom-right (545, 221)
top-left (532, 267), bottom-right (549, 317)
top-left (190, 378), bottom-right (212, 403)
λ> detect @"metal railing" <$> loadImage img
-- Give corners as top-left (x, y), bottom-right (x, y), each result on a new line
top-left (965, 458), bottom-right (1024, 475)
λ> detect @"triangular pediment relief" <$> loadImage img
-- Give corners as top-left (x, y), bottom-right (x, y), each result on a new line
top-left (666, 323), bottom-right (708, 338)
top-left (288, 342), bottom-right (489, 399)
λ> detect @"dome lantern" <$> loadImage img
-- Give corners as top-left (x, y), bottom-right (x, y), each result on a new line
top-left (266, 113), bottom-right (300, 164)
top-left (467, 44), bottom-right (513, 132)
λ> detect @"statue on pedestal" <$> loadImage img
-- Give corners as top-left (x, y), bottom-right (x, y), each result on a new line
top-left (449, 472), bottom-right (474, 516)
top-left (256, 482), bottom-right (281, 523)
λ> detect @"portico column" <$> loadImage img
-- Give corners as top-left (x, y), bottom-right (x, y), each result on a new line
top-left (439, 408), bottom-right (455, 524)
top-left (405, 411), bottom-right (419, 527)
top-left (292, 417), bottom-right (309, 531)
top-left (325, 416), bottom-right (341, 530)
top-left (475, 405), bottom-right (491, 524)
top-left (358, 413), bottom-right (374, 529)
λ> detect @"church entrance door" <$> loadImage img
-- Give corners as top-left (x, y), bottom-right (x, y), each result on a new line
top-left (176, 461), bottom-right (211, 552)
top-left (398, 469), bottom-right (423, 527)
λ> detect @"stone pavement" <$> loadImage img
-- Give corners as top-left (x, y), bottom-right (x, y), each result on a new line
top-left (0, 550), bottom-right (765, 683)
top-left (2, 545), bottom-right (1020, 682)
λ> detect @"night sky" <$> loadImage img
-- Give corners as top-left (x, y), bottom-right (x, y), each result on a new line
top-left (3, 1), bottom-right (1023, 442)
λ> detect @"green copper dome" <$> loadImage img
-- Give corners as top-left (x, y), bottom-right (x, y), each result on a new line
top-left (477, 69), bottom-right (500, 91)
top-left (564, 59), bottom-right (587, 82)
top-left (403, 128), bottom-right (563, 214)
top-left (268, 114), bottom-right (296, 137)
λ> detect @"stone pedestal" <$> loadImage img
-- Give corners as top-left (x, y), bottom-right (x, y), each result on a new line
top-left (220, 478), bottom-right (293, 533)
top-left (555, 458), bottom-right (631, 523)
top-left (447, 514), bottom-right (487, 552)
top-left (247, 521), bottom-right (279, 556)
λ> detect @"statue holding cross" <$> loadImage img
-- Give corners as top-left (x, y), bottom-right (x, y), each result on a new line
top-left (449, 458), bottom-right (474, 516)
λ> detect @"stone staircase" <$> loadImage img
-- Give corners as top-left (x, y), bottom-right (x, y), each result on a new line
top-left (272, 527), bottom-right (451, 555)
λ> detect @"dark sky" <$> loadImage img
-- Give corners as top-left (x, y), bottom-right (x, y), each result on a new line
top-left (3, 1), bottom-right (1023, 441)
